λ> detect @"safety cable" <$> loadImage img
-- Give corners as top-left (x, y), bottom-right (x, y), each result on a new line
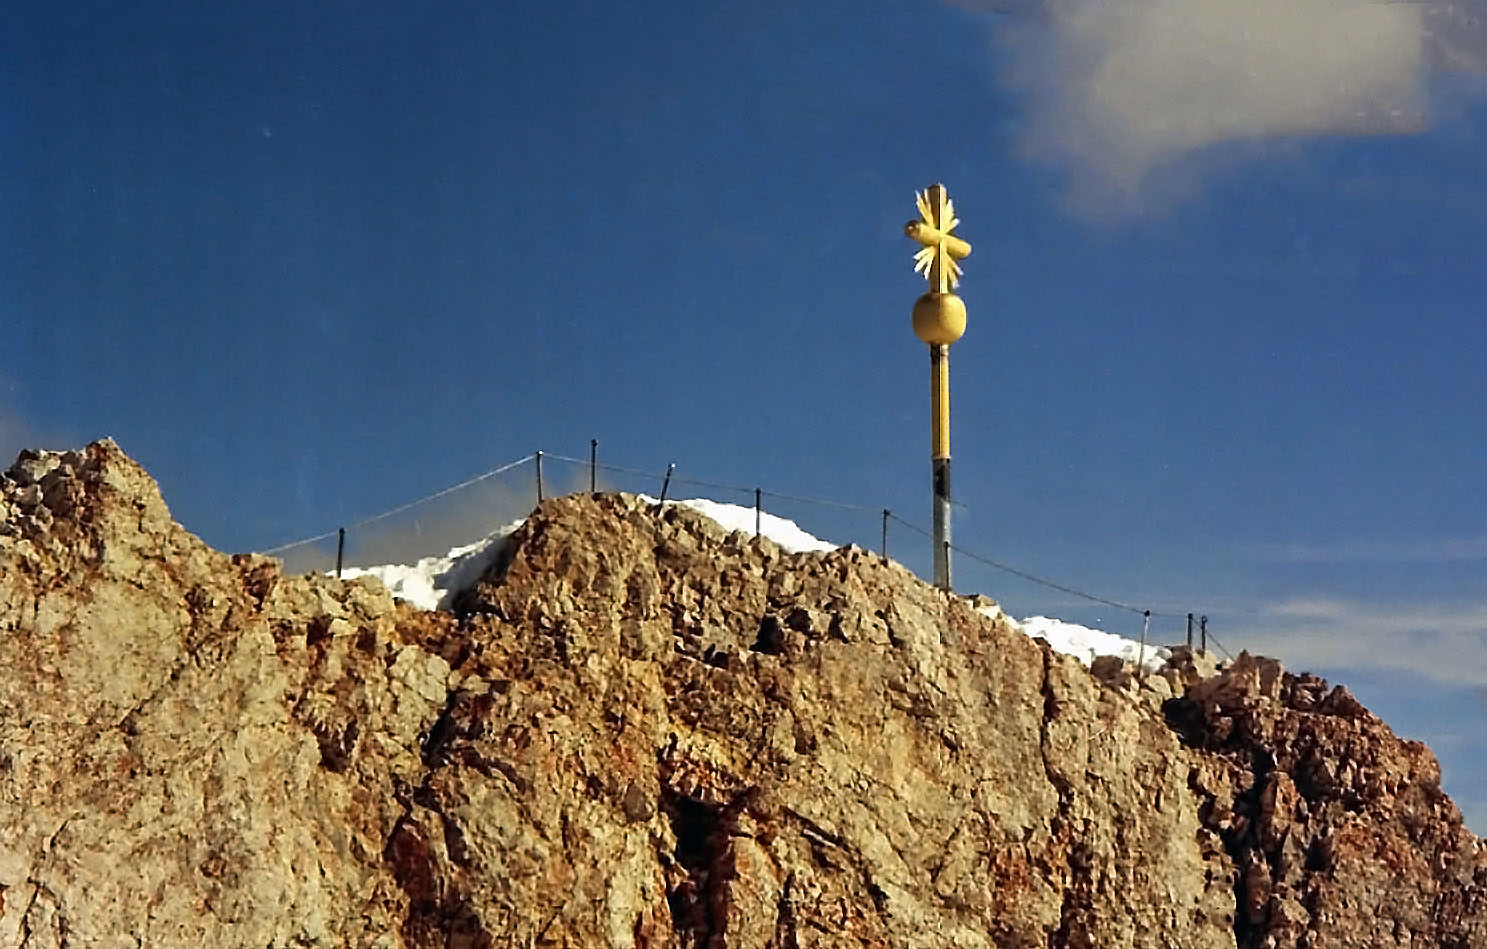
top-left (257, 446), bottom-right (1239, 658)
top-left (258, 453), bottom-right (535, 554)
top-left (885, 510), bottom-right (1186, 620)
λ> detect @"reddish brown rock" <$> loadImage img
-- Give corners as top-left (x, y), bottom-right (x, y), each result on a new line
top-left (1168, 652), bottom-right (1487, 948)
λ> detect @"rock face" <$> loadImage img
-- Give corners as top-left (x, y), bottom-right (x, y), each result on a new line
top-left (1170, 655), bottom-right (1487, 948)
top-left (0, 441), bottom-right (1482, 948)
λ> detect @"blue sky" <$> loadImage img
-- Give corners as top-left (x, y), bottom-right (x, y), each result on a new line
top-left (4, 1), bottom-right (1487, 829)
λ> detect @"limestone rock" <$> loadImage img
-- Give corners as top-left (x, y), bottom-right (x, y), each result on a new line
top-left (0, 441), bottom-right (1482, 948)
top-left (1, 443), bottom-right (445, 946)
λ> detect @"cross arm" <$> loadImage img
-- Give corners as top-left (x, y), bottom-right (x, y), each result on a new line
top-left (904, 221), bottom-right (972, 260)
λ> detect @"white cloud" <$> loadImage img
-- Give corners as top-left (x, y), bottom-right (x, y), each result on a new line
top-left (1226, 595), bottom-right (1487, 687)
top-left (982, 0), bottom-right (1487, 212)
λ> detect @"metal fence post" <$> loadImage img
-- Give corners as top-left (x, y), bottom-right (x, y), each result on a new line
top-left (535, 451), bottom-right (544, 502)
top-left (754, 488), bottom-right (762, 537)
top-left (1187, 612), bottom-right (1194, 651)
top-left (1138, 609), bottom-right (1150, 674)
top-left (335, 527), bottom-right (345, 579)
top-left (590, 439), bottom-right (597, 493)
top-left (1200, 615), bottom-right (1208, 654)
top-left (881, 509), bottom-right (890, 558)
top-left (659, 463), bottom-right (675, 503)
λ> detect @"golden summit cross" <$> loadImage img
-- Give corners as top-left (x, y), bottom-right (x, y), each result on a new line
top-left (906, 184), bottom-right (972, 295)
top-left (903, 183), bottom-right (972, 591)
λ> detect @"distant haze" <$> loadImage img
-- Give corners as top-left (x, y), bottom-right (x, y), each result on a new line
top-left (981, 0), bottom-right (1487, 210)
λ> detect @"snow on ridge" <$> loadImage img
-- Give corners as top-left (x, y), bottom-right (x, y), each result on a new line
top-left (337, 517), bottom-right (526, 612)
top-left (331, 494), bottom-right (1164, 672)
top-left (661, 497), bottom-right (838, 554)
top-left (332, 497), bottom-right (833, 612)
top-left (1008, 614), bottom-right (1171, 673)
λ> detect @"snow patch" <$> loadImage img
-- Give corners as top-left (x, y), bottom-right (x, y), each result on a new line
top-left (337, 517), bottom-right (525, 612)
top-left (663, 497), bottom-right (838, 554)
top-left (1004, 613), bottom-right (1171, 673)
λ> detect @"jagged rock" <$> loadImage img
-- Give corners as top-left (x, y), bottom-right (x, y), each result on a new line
top-left (1143, 672), bottom-right (1173, 701)
top-left (0, 441), bottom-right (1483, 948)
top-left (1166, 651), bottom-right (1487, 947)
top-left (0, 442), bottom-right (447, 946)
top-left (1165, 644), bottom-right (1221, 688)
top-left (1089, 653), bottom-right (1130, 688)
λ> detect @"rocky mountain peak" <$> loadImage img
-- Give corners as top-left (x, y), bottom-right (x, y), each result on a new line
top-left (0, 442), bottom-right (1482, 947)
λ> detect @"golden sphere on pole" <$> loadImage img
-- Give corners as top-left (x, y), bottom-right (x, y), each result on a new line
top-left (912, 292), bottom-right (967, 346)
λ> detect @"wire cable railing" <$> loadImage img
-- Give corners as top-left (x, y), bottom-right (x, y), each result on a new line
top-left (256, 443), bottom-right (1241, 660)
top-left (544, 452), bottom-right (878, 512)
top-left (258, 453), bottom-right (536, 555)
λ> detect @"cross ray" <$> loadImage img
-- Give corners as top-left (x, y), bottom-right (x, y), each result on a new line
top-left (914, 245), bottom-right (935, 275)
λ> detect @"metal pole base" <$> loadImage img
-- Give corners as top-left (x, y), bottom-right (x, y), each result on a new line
top-left (932, 457), bottom-right (951, 590)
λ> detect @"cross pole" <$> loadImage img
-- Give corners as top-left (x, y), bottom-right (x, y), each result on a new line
top-left (905, 183), bottom-right (971, 591)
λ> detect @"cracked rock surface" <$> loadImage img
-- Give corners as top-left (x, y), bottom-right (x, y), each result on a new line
top-left (0, 441), bottom-right (1482, 947)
